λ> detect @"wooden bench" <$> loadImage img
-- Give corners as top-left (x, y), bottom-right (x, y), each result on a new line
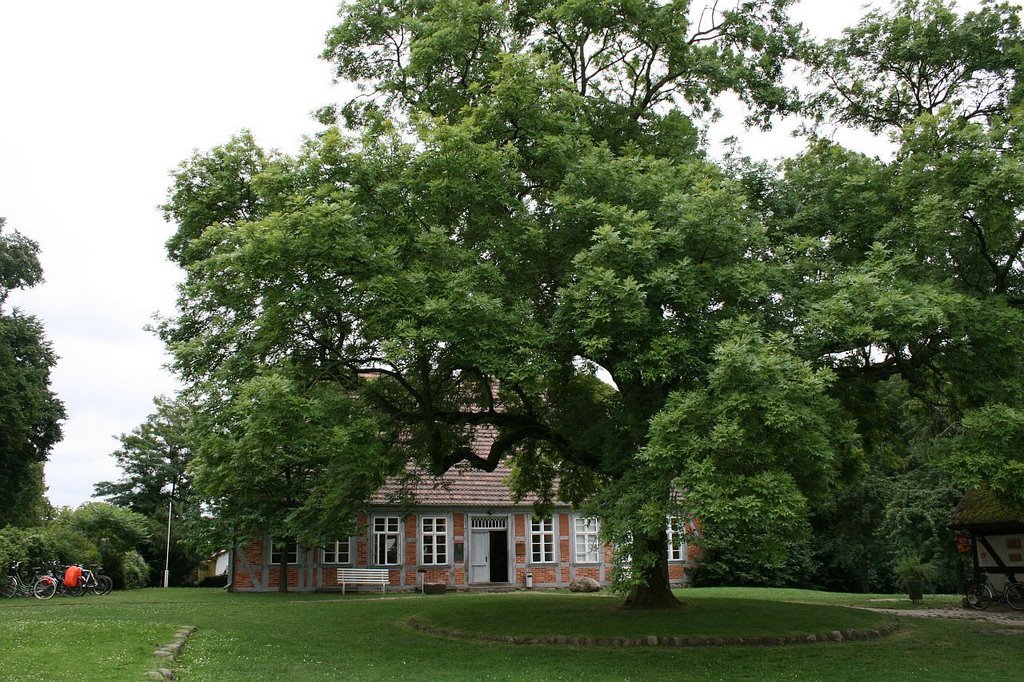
top-left (337, 568), bottom-right (390, 594)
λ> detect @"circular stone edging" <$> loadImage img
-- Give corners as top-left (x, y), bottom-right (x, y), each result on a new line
top-left (405, 617), bottom-right (899, 648)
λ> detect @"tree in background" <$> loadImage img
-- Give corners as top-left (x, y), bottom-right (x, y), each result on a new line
top-left (760, 0), bottom-right (1024, 590)
top-left (0, 217), bottom-right (65, 528)
top-left (63, 502), bottom-right (153, 589)
top-left (94, 396), bottom-right (207, 585)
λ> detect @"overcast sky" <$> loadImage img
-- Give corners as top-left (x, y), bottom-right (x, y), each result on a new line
top-left (0, 1), bottom-right (958, 509)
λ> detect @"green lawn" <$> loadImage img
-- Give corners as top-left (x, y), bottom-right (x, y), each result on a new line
top-left (0, 588), bottom-right (1019, 681)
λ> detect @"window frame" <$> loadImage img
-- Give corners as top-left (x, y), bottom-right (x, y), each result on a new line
top-left (321, 538), bottom-right (352, 565)
top-left (666, 515), bottom-right (688, 563)
top-left (269, 539), bottom-right (300, 566)
top-left (419, 515), bottom-right (450, 566)
top-left (371, 515), bottom-right (402, 566)
top-left (572, 515), bottom-right (602, 564)
top-left (530, 516), bottom-right (556, 564)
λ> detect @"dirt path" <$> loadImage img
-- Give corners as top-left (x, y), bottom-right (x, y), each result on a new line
top-left (855, 606), bottom-right (1024, 627)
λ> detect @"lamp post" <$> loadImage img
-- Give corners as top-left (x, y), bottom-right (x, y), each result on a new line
top-left (163, 497), bottom-right (172, 588)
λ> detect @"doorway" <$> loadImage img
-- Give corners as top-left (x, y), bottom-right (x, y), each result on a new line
top-left (469, 516), bottom-right (509, 584)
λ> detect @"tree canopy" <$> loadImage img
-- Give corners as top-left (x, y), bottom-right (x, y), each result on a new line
top-left (0, 217), bottom-right (64, 528)
top-left (162, 0), bottom-right (1024, 602)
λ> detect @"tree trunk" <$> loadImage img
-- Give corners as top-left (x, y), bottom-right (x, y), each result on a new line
top-left (623, 532), bottom-right (681, 609)
top-left (278, 559), bottom-right (289, 593)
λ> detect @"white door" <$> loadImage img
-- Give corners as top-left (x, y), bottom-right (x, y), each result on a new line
top-left (470, 530), bottom-right (490, 584)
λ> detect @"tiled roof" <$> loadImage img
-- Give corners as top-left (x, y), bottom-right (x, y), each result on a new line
top-left (949, 486), bottom-right (1024, 531)
top-left (371, 461), bottom-right (545, 508)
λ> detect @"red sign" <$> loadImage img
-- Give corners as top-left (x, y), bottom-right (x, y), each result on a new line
top-left (956, 534), bottom-right (971, 554)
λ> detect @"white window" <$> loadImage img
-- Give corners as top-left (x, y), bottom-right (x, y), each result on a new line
top-left (373, 516), bottom-right (401, 565)
top-left (270, 540), bottom-right (300, 565)
top-left (530, 517), bottom-right (555, 563)
top-left (420, 516), bottom-right (448, 565)
top-left (667, 516), bottom-right (687, 562)
top-left (573, 516), bottom-right (601, 564)
top-left (322, 539), bottom-right (351, 565)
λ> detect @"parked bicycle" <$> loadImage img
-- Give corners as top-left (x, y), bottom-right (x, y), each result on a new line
top-left (2, 561), bottom-right (59, 599)
top-left (71, 563), bottom-right (112, 596)
top-left (965, 572), bottom-right (1024, 611)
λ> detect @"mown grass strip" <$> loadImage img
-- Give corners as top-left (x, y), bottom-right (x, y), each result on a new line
top-left (0, 587), bottom-right (1020, 681)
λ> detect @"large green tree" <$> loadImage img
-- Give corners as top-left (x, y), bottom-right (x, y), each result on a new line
top-left (163, 0), bottom-right (820, 607)
top-left (0, 217), bottom-right (64, 528)
top-left (162, 0), bottom-right (1024, 603)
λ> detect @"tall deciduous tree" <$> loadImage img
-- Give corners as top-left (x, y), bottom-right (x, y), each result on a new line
top-left (163, 0), bottom-right (812, 607)
top-left (0, 217), bottom-right (64, 528)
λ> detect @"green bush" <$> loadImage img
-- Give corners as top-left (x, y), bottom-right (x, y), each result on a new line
top-left (0, 527), bottom-right (56, 575)
top-left (119, 550), bottom-right (151, 590)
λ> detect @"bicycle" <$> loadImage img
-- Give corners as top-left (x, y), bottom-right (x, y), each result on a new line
top-left (2, 562), bottom-right (56, 599)
top-left (73, 564), bottom-right (113, 596)
top-left (965, 572), bottom-right (1024, 611)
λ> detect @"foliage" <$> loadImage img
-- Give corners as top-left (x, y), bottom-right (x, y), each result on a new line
top-left (162, 0), bottom-right (808, 606)
top-left (161, 0), bottom-right (1024, 601)
top-left (0, 523), bottom-right (98, 578)
top-left (806, 0), bottom-right (1024, 132)
top-left (118, 549), bottom-right (151, 590)
top-left (0, 526), bottom-right (55, 576)
top-left (893, 553), bottom-right (934, 583)
top-left (94, 395), bottom-right (206, 585)
top-left (63, 502), bottom-right (153, 589)
top-left (0, 217), bottom-right (65, 528)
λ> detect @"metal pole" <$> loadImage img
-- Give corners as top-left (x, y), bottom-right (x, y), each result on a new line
top-left (163, 498), bottom-right (172, 588)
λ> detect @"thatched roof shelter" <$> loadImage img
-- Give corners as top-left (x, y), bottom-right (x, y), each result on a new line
top-left (948, 486), bottom-right (1024, 535)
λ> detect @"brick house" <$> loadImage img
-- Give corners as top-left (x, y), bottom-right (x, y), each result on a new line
top-left (227, 462), bottom-right (698, 593)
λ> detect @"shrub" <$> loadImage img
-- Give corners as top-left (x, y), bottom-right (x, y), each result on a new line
top-left (119, 550), bottom-right (151, 590)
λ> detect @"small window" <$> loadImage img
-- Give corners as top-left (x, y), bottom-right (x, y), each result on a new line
top-left (373, 516), bottom-right (401, 565)
top-left (270, 540), bottom-right (300, 565)
top-left (530, 517), bottom-right (555, 563)
top-left (322, 539), bottom-right (351, 565)
top-left (573, 516), bottom-right (601, 564)
top-left (667, 516), bottom-right (687, 562)
top-left (420, 516), bottom-right (449, 565)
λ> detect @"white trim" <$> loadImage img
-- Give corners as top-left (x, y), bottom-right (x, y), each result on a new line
top-left (419, 514), bottom-right (451, 566)
top-left (572, 515), bottom-right (601, 564)
top-left (321, 538), bottom-right (352, 565)
top-left (470, 516), bottom-right (508, 530)
top-left (667, 515), bottom-right (687, 562)
top-left (530, 516), bottom-right (557, 564)
top-left (371, 515), bottom-right (402, 566)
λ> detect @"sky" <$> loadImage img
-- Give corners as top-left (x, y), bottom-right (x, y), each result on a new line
top-left (0, 1), bottom-right (944, 509)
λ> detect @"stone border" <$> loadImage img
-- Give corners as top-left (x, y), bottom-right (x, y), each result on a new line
top-left (144, 625), bottom-right (198, 680)
top-left (406, 617), bottom-right (899, 647)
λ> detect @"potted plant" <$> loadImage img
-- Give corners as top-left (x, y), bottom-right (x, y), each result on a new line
top-left (895, 554), bottom-right (932, 604)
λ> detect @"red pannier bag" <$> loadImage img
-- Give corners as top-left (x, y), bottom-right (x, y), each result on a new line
top-left (64, 565), bottom-right (82, 588)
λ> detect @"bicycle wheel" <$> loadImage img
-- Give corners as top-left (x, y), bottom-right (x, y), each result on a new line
top-left (966, 582), bottom-right (993, 610)
top-left (92, 575), bottom-right (112, 596)
top-left (33, 576), bottom-right (56, 600)
top-left (1005, 582), bottom-right (1024, 611)
top-left (1, 577), bottom-right (15, 598)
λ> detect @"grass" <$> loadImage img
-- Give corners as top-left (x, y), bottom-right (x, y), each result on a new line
top-left (0, 587), bottom-right (1019, 681)
top-left (412, 591), bottom-right (893, 638)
